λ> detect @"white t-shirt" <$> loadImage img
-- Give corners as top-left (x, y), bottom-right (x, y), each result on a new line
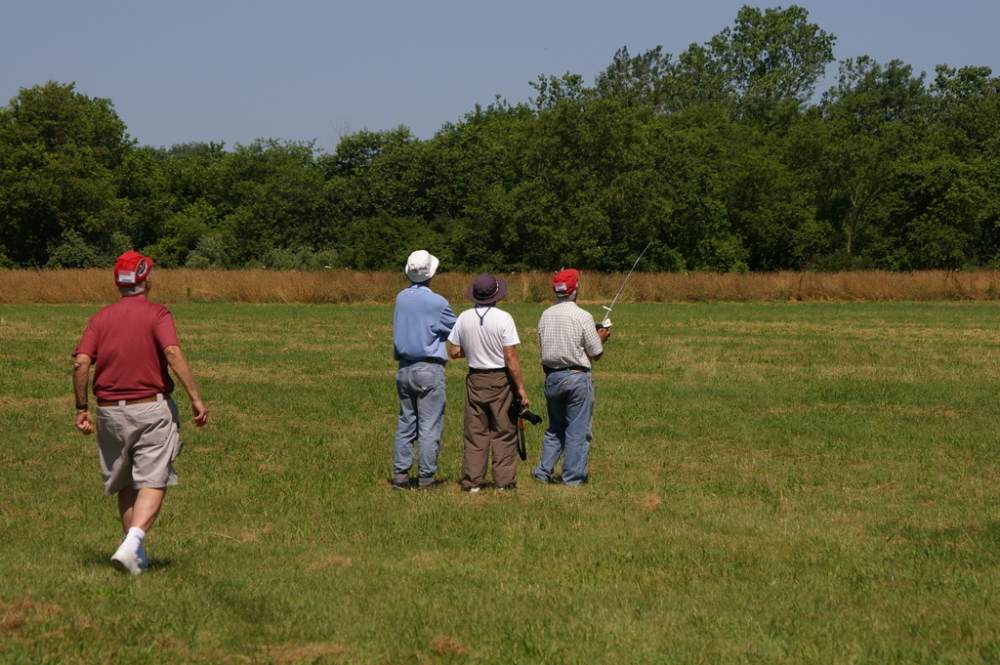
top-left (448, 306), bottom-right (520, 369)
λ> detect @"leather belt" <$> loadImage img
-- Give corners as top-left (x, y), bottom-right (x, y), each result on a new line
top-left (97, 394), bottom-right (165, 407)
top-left (543, 365), bottom-right (590, 375)
top-left (469, 367), bottom-right (506, 374)
top-left (401, 357), bottom-right (447, 367)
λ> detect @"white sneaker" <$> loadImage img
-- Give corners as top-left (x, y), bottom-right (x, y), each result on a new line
top-left (466, 487), bottom-right (481, 493)
top-left (137, 544), bottom-right (149, 570)
top-left (110, 541), bottom-right (143, 575)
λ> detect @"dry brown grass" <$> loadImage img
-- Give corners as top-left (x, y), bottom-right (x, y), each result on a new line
top-left (430, 635), bottom-right (475, 657)
top-left (0, 598), bottom-right (63, 635)
top-left (3, 268), bottom-right (1000, 304)
top-left (264, 641), bottom-right (353, 664)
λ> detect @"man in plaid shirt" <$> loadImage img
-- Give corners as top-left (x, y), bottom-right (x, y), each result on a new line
top-left (533, 269), bottom-right (611, 485)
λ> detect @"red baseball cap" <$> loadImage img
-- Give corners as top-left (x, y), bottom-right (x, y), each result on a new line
top-left (552, 269), bottom-right (579, 295)
top-left (114, 251), bottom-right (154, 287)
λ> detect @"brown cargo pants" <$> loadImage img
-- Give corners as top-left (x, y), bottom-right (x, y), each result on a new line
top-left (461, 369), bottom-right (518, 490)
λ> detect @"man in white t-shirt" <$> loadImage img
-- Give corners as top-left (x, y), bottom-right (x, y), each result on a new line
top-left (448, 274), bottom-right (530, 491)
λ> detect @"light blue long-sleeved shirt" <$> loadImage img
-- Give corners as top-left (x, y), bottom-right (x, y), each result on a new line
top-left (393, 283), bottom-right (456, 366)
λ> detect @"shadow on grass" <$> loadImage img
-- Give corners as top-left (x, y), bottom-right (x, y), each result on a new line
top-left (79, 548), bottom-right (176, 572)
top-left (873, 519), bottom-right (1000, 560)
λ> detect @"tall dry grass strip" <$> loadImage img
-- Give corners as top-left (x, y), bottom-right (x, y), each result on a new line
top-left (3, 268), bottom-right (1000, 305)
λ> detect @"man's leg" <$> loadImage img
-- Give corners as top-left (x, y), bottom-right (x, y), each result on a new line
top-left (413, 363), bottom-right (446, 487)
top-left (534, 373), bottom-right (568, 482)
top-left (559, 372), bottom-right (595, 485)
top-left (392, 366), bottom-right (418, 485)
top-left (118, 486), bottom-right (166, 532)
top-left (111, 399), bottom-right (182, 573)
top-left (112, 486), bottom-right (165, 574)
top-left (489, 379), bottom-right (518, 488)
top-left (461, 374), bottom-right (491, 490)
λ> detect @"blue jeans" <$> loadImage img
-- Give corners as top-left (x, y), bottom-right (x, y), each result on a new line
top-left (393, 362), bottom-right (446, 478)
top-left (533, 369), bottom-right (594, 485)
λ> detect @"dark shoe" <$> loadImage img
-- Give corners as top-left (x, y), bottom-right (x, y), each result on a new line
top-left (392, 473), bottom-right (410, 490)
top-left (418, 477), bottom-right (437, 490)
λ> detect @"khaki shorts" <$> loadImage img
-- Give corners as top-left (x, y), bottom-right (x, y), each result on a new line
top-left (96, 396), bottom-right (182, 495)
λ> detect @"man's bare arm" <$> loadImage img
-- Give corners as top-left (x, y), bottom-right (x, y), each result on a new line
top-left (503, 345), bottom-right (530, 408)
top-left (72, 354), bottom-right (95, 435)
top-left (449, 342), bottom-right (466, 360)
top-left (163, 345), bottom-right (209, 426)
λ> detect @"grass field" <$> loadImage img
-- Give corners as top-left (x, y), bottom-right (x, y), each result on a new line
top-left (2, 301), bottom-right (1000, 664)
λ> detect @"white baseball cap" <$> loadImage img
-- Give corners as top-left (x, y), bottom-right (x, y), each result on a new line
top-left (405, 250), bottom-right (439, 283)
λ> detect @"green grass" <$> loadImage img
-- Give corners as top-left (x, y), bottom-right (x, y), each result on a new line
top-left (2, 302), bottom-right (1000, 664)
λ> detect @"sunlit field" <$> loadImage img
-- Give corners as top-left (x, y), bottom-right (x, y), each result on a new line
top-left (4, 268), bottom-right (1000, 304)
top-left (2, 301), bottom-right (1000, 664)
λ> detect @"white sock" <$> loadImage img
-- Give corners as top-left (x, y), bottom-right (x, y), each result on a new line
top-left (122, 527), bottom-right (146, 555)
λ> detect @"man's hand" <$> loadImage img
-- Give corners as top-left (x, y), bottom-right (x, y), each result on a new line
top-left (164, 345), bottom-right (209, 427)
top-left (76, 409), bottom-right (94, 435)
top-left (503, 345), bottom-right (530, 409)
top-left (597, 327), bottom-right (612, 343)
top-left (517, 387), bottom-right (531, 409)
top-left (191, 398), bottom-right (209, 427)
top-left (72, 354), bottom-right (94, 434)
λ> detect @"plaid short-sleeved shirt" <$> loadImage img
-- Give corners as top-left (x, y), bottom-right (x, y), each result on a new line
top-left (537, 301), bottom-right (603, 369)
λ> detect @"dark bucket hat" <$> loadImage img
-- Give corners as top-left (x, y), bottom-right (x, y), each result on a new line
top-left (466, 273), bottom-right (508, 305)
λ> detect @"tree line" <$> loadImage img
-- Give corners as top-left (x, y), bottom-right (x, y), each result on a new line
top-left (1, 5), bottom-right (998, 273)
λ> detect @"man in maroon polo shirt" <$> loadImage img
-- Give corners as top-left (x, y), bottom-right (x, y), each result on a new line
top-left (72, 251), bottom-right (208, 575)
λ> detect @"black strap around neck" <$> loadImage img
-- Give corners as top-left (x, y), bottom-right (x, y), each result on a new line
top-left (474, 304), bottom-right (493, 326)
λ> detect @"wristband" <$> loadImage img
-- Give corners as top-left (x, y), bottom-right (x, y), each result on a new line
top-left (76, 404), bottom-right (88, 411)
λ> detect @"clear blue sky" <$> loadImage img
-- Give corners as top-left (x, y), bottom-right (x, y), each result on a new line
top-left (2, 1), bottom-right (997, 152)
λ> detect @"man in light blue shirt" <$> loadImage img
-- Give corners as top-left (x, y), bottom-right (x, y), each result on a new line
top-left (392, 250), bottom-right (456, 489)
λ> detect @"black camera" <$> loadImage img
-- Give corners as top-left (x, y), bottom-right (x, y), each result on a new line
top-left (519, 408), bottom-right (543, 426)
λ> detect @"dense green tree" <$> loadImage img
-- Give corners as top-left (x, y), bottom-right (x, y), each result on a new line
top-left (213, 140), bottom-right (329, 264)
top-left (816, 58), bottom-right (930, 262)
top-left (528, 73), bottom-right (589, 111)
top-left (646, 113), bottom-right (744, 272)
top-left (712, 117), bottom-right (816, 270)
top-left (334, 214), bottom-right (446, 271)
top-left (872, 151), bottom-right (992, 270)
top-left (707, 4), bottom-right (836, 115)
top-left (322, 126), bottom-right (415, 178)
top-left (594, 47), bottom-right (676, 110)
top-left (457, 97), bottom-right (660, 271)
top-left (428, 100), bottom-right (533, 222)
top-left (0, 82), bottom-right (133, 266)
top-left (4, 7), bottom-right (1000, 275)
top-left (143, 200), bottom-right (220, 268)
top-left (320, 126), bottom-right (455, 268)
top-left (592, 45), bottom-right (733, 116)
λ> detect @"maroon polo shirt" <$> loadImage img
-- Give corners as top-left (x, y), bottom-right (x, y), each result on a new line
top-left (73, 297), bottom-right (180, 401)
